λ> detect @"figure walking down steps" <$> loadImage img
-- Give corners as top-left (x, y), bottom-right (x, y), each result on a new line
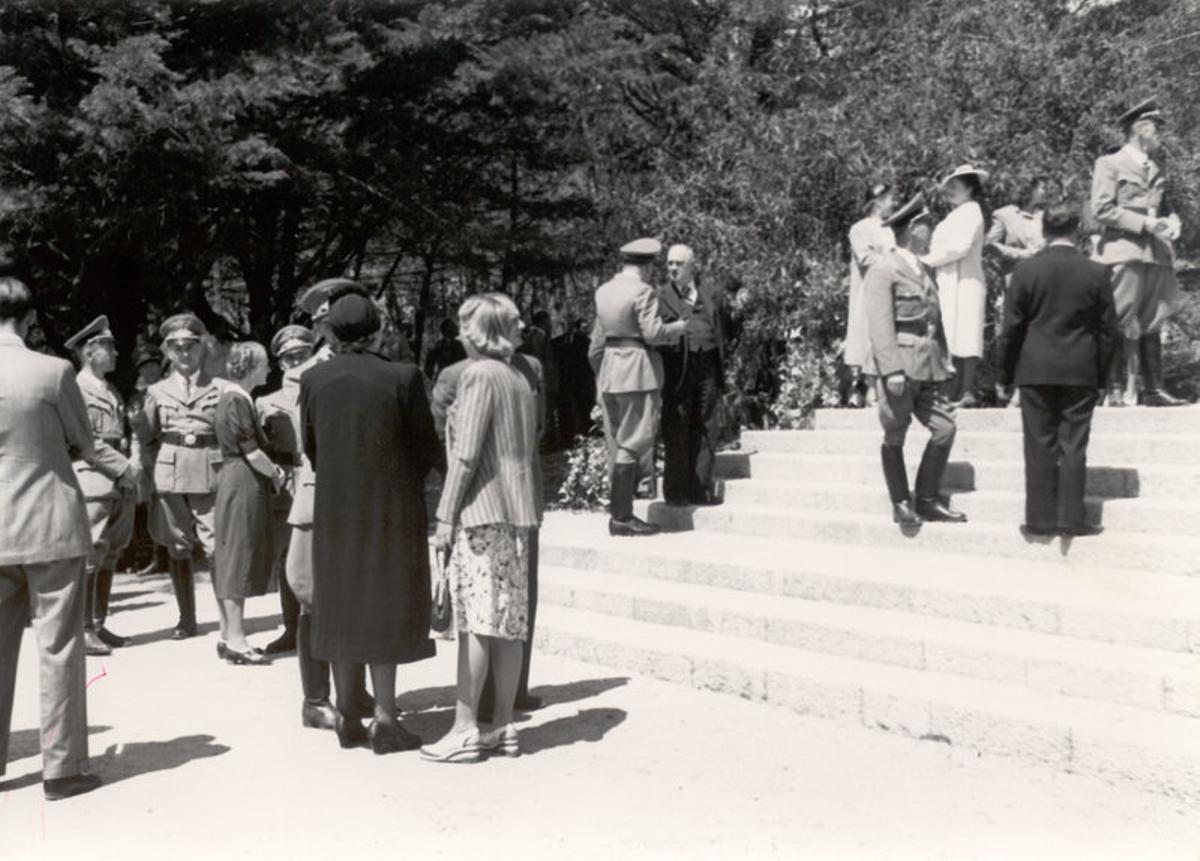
top-left (588, 238), bottom-right (693, 536)
top-left (862, 192), bottom-right (967, 527)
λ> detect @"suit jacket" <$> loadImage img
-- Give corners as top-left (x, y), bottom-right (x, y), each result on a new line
top-left (863, 249), bottom-right (954, 382)
top-left (1090, 145), bottom-right (1175, 266)
top-left (140, 370), bottom-right (226, 495)
top-left (0, 334), bottom-right (95, 564)
top-left (588, 271), bottom-right (689, 394)
top-left (73, 370), bottom-right (133, 500)
top-left (655, 279), bottom-right (727, 362)
top-left (999, 244), bottom-right (1119, 388)
top-left (435, 358), bottom-right (541, 530)
top-left (432, 355), bottom-right (545, 519)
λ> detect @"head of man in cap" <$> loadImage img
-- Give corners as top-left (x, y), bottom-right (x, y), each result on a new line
top-left (939, 164), bottom-right (989, 210)
top-left (158, 312), bottom-right (209, 379)
top-left (65, 315), bottom-right (118, 378)
top-left (270, 324), bottom-right (316, 372)
top-left (1120, 97), bottom-right (1165, 156)
top-left (883, 192), bottom-right (934, 255)
top-left (619, 237), bottom-right (663, 285)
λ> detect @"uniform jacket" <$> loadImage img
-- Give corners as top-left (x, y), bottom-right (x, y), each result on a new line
top-left (139, 370), bottom-right (227, 496)
top-left (285, 346), bottom-right (332, 527)
top-left (256, 385), bottom-right (300, 509)
top-left (1091, 145), bottom-right (1175, 267)
top-left (0, 334), bottom-right (95, 564)
top-left (73, 370), bottom-right (133, 500)
top-left (432, 355), bottom-right (545, 519)
top-left (436, 358), bottom-right (542, 530)
top-left (587, 271), bottom-right (689, 394)
top-left (863, 249), bottom-right (954, 383)
top-left (999, 244), bottom-right (1119, 389)
top-left (986, 205), bottom-right (1044, 280)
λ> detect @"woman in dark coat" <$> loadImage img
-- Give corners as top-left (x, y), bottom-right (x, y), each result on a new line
top-left (300, 290), bottom-right (440, 754)
top-left (213, 341), bottom-right (285, 665)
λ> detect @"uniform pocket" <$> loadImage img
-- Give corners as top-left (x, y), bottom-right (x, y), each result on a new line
top-left (154, 448), bottom-right (176, 489)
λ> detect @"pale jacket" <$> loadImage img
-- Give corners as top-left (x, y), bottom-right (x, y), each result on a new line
top-left (845, 216), bottom-right (896, 368)
top-left (924, 200), bottom-right (987, 358)
top-left (587, 271), bottom-right (688, 394)
top-left (1091, 144), bottom-right (1176, 267)
top-left (0, 334), bottom-right (96, 564)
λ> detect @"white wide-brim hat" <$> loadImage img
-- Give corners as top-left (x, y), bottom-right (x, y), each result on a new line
top-left (939, 164), bottom-right (990, 189)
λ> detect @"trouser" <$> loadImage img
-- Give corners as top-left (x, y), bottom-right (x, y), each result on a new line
top-left (0, 557), bottom-right (89, 780)
top-left (480, 528), bottom-right (539, 705)
top-left (84, 493), bottom-right (136, 575)
top-left (662, 349), bottom-right (723, 502)
top-left (1109, 261), bottom-right (1181, 339)
top-left (600, 390), bottom-right (661, 467)
top-left (271, 508), bottom-right (299, 638)
top-left (1019, 385), bottom-right (1096, 530)
top-left (877, 377), bottom-right (958, 501)
top-left (149, 492), bottom-right (216, 560)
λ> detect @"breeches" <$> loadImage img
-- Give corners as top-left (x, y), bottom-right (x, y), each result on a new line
top-left (149, 492), bottom-right (215, 560)
top-left (1110, 262), bottom-right (1181, 339)
top-left (85, 493), bottom-right (135, 573)
top-left (877, 378), bottom-right (957, 448)
top-left (601, 390), bottom-right (661, 466)
top-left (0, 557), bottom-right (89, 779)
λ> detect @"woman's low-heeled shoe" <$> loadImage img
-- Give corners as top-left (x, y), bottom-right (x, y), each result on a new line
top-left (335, 714), bottom-right (368, 749)
top-left (368, 720), bottom-right (422, 755)
top-left (480, 723), bottom-right (520, 757)
top-left (420, 727), bottom-right (482, 763)
top-left (224, 645), bottom-right (270, 665)
top-left (216, 641), bottom-right (228, 659)
top-left (301, 700), bottom-right (340, 730)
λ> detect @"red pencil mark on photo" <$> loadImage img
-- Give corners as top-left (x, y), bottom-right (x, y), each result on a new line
top-left (86, 664), bottom-right (108, 690)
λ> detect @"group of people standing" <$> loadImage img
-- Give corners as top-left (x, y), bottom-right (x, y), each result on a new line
top-left (853, 96), bottom-right (1188, 533)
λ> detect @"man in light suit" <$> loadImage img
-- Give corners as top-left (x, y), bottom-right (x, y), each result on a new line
top-left (65, 316), bottom-right (140, 656)
top-left (588, 238), bottom-right (692, 536)
top-left (864, 194), bottom-right (966, 526)
top-left (1090, 96), bottom-right (1186, 407)
top-left (657, 244), bottom-right (726, 506)
top-left (1000, 206), bottom-right (1119, 537)
top-left (0, 277), bottom-right (103, 800)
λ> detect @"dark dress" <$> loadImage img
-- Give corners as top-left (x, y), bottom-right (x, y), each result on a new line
top-left (213, 389), bottom-right (275, 600)
top-left (300, 352), bottom-right (440, 664)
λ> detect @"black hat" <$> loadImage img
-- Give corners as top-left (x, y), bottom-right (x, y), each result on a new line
top-left (133, 345), bottom-right (163, 370)
top-left (325, 293), bottom-right (380, 342)
top-left (882, 192), bottom-right (931, 232)
top-left (1118, 97), bottom-right (1164, 130)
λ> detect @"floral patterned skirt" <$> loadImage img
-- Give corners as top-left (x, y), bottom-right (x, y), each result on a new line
top-left (449, 524), bottom-right (530, 641)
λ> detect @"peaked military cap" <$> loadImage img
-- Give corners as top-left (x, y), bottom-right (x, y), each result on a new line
top-left (64, 315), bottom-right (116, 351)
top-left (133, 344), bottom-right (163, 370)
top-left (158, 312), bottom-right (207, 342)
top-left (296, 277), bottom-right (360, 321)
top-left (619, 238), bottom-right (662, 263)
top-left (882, 192), bottom-right (931, 231)
top-left (270, 324), bottom-right (316, 358)
top-left (1118, 96), bottom-right (1164, 129)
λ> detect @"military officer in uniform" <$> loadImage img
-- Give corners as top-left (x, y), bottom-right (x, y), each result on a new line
top-left (65, 316), bottom-right (140, 656)
top-left (588, 238), bottom-right (692, 536)
top-left (863, 194), bottom-right (967, 527)
top-left (139, 313), bottom-right (227, 639)
top-left (254, 324), bottom-right (316, 656)
top-left (1090, 97), bottom-right (1186, 407)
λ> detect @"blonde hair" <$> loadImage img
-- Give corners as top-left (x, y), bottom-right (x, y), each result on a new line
top-left (458, 292), bottom-right (521, 360)
top-left (225, 341), bottom-right (268, 382)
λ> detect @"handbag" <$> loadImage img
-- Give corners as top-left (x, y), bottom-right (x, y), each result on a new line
top-left (430, 546), bottom-right (453, 634)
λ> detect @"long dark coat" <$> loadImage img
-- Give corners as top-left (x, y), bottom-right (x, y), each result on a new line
top-left (300, 352), bottom-right (439, 663)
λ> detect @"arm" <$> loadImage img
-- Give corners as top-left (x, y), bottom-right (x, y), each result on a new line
top-left (863, 264), bottom-right (902, 379)
top-left (849, 221), bottom-right (883, 271)
top-left (430, 364), bottom-right (459, 442)
top-left (635, 287), bottom-right (689, 345)
top-left (57, 366), bottom-right (97, 466)
top-left (587, 318), bottom-right (605, 374)
top-left (985, 212), bottom-right (1031, 261)
top-left (998, 268), bottom-right (1030, 387)
top-left (435, 366), bottom-right (494, 527)
top-left (1091, 157), bottom-right (1150, 236)
top-left (921, 205), bottom-right (982, 269)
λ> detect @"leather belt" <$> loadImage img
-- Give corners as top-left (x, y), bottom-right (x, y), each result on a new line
top-left (605, 337), bottom-right (646, 348)
top-left (98, 435), bottom-right (125, 446)
top-left (161, 431), bottom-right (218, 448)
top-left (895, 319), bottom-right (932, 337)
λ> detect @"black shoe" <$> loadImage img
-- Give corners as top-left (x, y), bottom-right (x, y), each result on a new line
top-left (216, 641), bottom-right (228, 659)
top-left (689, 489), bottom-right (721, 507)
top-left (84, 629), bottom-right (112, 657)
top-left (262, 632), bottom-right (297, 656)
top-left (608, 516), bottom-right (661, 537)
top-left (915, 497), bottom-right (967, 523)
top-left (301, 699), bottom-right (340, 730)
top-left (171, 622), bottom-right (197, 640)
top-left (368, 721), bottom-right (422, 755)
top-left (1141, 389), bottom-right (1187, 407)
top-left (44, 772), bottom-right (102, 801)
top-left (892, 500), bottom-right (920, 527)
top-left (1021, 524), bottom-right (1059, 537)
top-left (663, 496), bottom-right (691, 507)
top-left (335, 714), bottom-right (368, 749)
top-left (95, 627), bottom-right (131, 648)
top-left (1062, 524), bottom-right (1105, 537)
top-left (514, 693), bottom-right (544, 712)
top-left (224, 645), bottom-right (271, 666)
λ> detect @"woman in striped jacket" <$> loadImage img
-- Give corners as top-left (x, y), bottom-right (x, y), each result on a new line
top-left (423, 293), bottom-right (541, 763)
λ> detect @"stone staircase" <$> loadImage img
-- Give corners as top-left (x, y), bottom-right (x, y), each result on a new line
top-left (534, 406), bottom-right (1200, 801)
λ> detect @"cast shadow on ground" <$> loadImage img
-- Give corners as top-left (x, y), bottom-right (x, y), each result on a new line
top-left (398, 675), bottom-right (629, 715)
top-left (95, 734), bottom-right (229, 786)
top-left (5, 725), bottom-right (112, 765)
top-left (518, 707), bottom-right (626, 755)
top-left (136, 614), bottom-right (281, 646)
top-left (108, 589), bottom-right (159, 603)
top-left (108, 601), bottom-right (163, 616)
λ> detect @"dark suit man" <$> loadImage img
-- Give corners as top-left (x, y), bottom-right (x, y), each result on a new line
top-left (1000, 206), bottom-right (1120, 537)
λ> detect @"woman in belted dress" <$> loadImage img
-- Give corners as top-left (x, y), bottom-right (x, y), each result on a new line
top-left (213, 342), bottom-right (285, 665)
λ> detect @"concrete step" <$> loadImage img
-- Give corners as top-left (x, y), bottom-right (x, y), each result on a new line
top-left (715, 451), bottom-right (1200, 500)
top-left (539, 512), bottom-right (1200, 654)
top-left (534, 604), bottom-right (1200, 802)
top-left (742, 429), bottom-right (1200, 466)
top-left (635, 501), bottom-right (1200, 577)
top-left (539, 565), bottom-right (1200, 717)
top-left (810, 405), bottom-right (1200, 433)
top-left (721, 479), bottom-right (1200, 537)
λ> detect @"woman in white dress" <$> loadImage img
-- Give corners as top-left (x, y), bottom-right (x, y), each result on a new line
top-left (844, 182), bottom-right (897, 407)
top-left (922, 165), bottom-right (989, 406)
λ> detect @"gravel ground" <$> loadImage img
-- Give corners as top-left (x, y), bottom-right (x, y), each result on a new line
top-left (2, 570), bottom-right (1198, 861)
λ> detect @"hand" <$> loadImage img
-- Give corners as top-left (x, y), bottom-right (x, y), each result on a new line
top-left (885, 373), bottom-right (907, 398)
top-left (116, 470), bottom-right (138, 494)
top-left (1165, 214), bottom-right (1182, 242)
top-left (270, 466), bottom-right (286, 493)
top-left (1149, 217), bottom-right (1171, 236)
top-left (434, 520), bottom-right (454, 552)
top-left (684, 283), bottom-right (699, 306)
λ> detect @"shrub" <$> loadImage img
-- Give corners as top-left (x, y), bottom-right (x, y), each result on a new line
top-left (554, 431), bottom-right (610, 511)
